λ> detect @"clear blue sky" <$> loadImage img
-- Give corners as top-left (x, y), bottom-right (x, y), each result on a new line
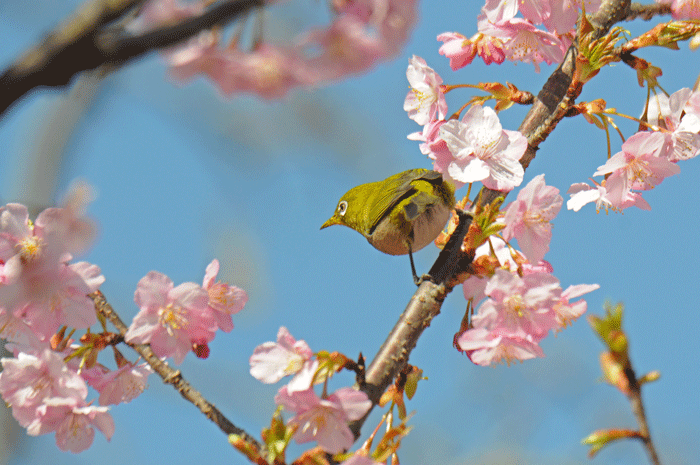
top-left (0, 1), bottom-right (698, 464)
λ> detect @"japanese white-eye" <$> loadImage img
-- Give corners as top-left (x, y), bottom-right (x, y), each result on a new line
top-left (321, 169), bottom-right (456, 283)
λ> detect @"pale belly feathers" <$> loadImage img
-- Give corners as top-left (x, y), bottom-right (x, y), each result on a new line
top-left (367, 202), bottom-right (452, 256)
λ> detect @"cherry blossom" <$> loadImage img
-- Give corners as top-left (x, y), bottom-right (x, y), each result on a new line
top-left (89, 362), bottom-right (153, 406)
top-left (646, 88), bottom-right (700, 161)
top-left (275, 386), bottom-right (371, 454)
top-left (0, 349), bottom-right (88, 428)
top-left (27, 397), bottom-right (114, 453)
top-left (125, 271), bottom-right (214, 364)
top-left (502, 174), bottom-right (563, 263)
top-left (403, 55), bottom-right (447, 125)
top-left (438, 104), bottom-right (526, 190)
top-left (544, 0), bottom-right (602, 34)
top-left (250, 327), bottom-right (314, 386)
top-left (202, 259), bottom-right (247, 333)
top-left (566, 180), bottom-right (651, 213)
top-left (457, 268), bottom-right (598, 366)
top-left (300, 15), bottom-right (386, 83)
top-left (554, 283), bottom-right (601, 329)
top-left (437, 32), bottom-right (505, 70)
top-left (458, 326), bottom-right (545, 366)
top-left (481, 17), bottom-right (565, 72)
top-left (593, 132), bottom-right (680, 207)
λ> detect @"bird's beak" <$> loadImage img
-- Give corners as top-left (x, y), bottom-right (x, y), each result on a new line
top-left (320, 216), bottom-right (340, 230)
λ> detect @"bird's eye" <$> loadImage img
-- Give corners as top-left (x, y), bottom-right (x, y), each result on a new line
top-left (338, 200), bottom-right (348, 216)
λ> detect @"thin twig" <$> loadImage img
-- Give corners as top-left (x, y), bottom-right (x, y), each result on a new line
top-left (90, 291), bottom-right (264, 454)
top-left (626, 369), bottom-right (662, 465)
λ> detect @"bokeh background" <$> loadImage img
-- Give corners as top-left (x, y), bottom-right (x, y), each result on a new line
top-left (0, 1), bottom-right (698, 464)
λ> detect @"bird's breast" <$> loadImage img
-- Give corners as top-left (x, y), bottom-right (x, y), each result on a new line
top-left (367, 202), bottom-right (452, 256)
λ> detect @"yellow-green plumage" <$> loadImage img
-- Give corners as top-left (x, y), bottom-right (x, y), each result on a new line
top-left (321, 169), bottom-right (456, 256)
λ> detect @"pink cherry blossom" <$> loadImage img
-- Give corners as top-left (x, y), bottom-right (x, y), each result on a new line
top-left (481, 17), bottom-right (565, 72)
top-left (299, 14), bottom-right (386, 83)
top-left (502, 174), bottom-right (563, 263)
top-left (458, 326), bottom-right (545, 366)
top-left (89, 362), bottom-right (153, 406)
top-left (656, 0), bottom-right (700, 19)
top-left (646, 88), bottom-right (700, 161)
top-left (13, 261), bottom-right (104, 340)
top-left (518, 0), bottom-right (551, 24)
top-left (0, 349), bottom-right (88, 428)
top-left (377, 0), bottom-right (419, 55)
top-left (403, 55), bottom-right (447, 125)
top-left (407, 119), bottom-right (455, 173)
top-left (27, 397), bottom-right (113, 453)
top-left (275, 386), bottom-right (371, 454)
top-left (473, 269), bottom-right (561, 341)
top-left (544, 0), bottom-right (602, 34)
top-left (480, 0), bottom-right (519, 23)
top-left (554, 283), bottom-right (600, 329)
top-left (593, 132), bottom-right (680, 206)
top-left (125, 271), bottom-right (214, 364)
top-left (457, 268), bottom-right (598, 366)
top-left (438, 105), bottom-right (526, 191)
top-left (0, 202), bottom-right (103, 340)
top-left (566, 180), bottom-right (650, 213)
top-left (202, 259), bottom-right (247, 333)
top-left (250, 327), bottom-right (314, 385)
top-left (217, 45), bottom-right (313, 100)
top-left (437, 32), bottom-right (506, 69)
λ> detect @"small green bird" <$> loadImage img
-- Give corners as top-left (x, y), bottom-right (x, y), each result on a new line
top-left (321, 169), bottom-right (456, 284)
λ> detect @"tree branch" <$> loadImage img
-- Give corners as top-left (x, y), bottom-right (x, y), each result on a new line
top-left (0, 0), bottom-right (263, 118)
top-left (90, 291), bottom-right (264, 455)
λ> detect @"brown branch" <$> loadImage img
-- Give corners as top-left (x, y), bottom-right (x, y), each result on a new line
top-left (347, 0), bottom-right (632, 442)
top-left (626, 2), bottom-right (672, 22)
top-left (0, 0), bottom-right (263, 118)
top-left (89, 290), bottom-right (264, 454)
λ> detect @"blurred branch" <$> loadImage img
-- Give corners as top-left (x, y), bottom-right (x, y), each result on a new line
top-left (90, 291), bottom-right (265, 455)
top-left (587, 303), bottom-right (662, 464)
top-left (0, 0), bottom-right (262, 119)
top-left (347, 0), bottom-right (632, 443)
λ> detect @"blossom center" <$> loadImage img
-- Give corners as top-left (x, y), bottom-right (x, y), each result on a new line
top-left (158, 303), bottom-right (186, 335)
top-left (17, 235), bottom-right (44, 263)
top-left (503, 294), bottom-right (526, 318)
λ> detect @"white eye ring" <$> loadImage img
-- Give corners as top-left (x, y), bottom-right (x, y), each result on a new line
top-left (338, 200), bottom-right (348, 216)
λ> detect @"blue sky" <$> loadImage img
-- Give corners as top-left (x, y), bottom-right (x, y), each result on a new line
top-left (0, 1), bottom-right (699, 464)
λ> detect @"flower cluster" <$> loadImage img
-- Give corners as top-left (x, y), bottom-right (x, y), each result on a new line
top-left (0, 193), bottom-right (116, 452)
top-left (438, 0), bottom-right (603, 72)
top-left (125, 259), bottom-right (248, 364)
top-left (133, 0), bottom-right (418, 98)
top-left (567, 88), bottom-right (700, 213)
top-left (250, 327), bottom-right (371, 455)
top-left (454, 175), bottom-right (599, 366)
top-left (0, 190), bottom-right (248, 452)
